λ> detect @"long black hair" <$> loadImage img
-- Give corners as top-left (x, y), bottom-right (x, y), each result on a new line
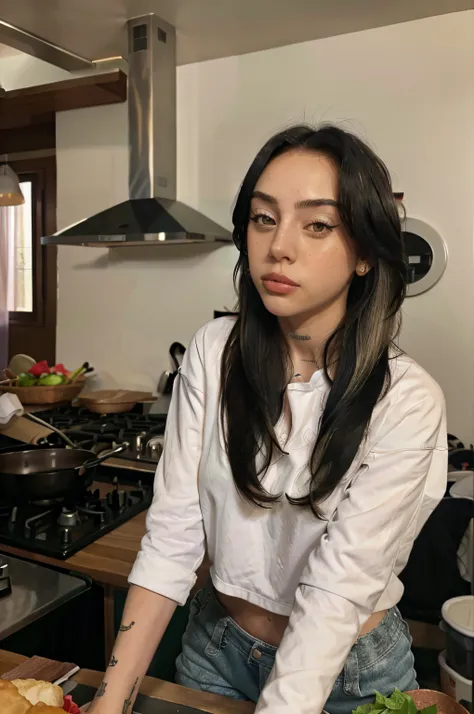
top-left (220, 124), bottom-right (407, 516)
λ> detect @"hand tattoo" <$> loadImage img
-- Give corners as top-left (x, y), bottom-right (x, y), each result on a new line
top-left (122, 677), bottom-right (139, 714)
top-left (108, 654), bottom-right (118, 667)
top-left (119, 621), bottom-right (135, 632)
top-left (95, 682), bottom-right (107, 698)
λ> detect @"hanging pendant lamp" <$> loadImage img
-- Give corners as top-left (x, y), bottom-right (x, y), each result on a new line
top-left (0, 164), bottom-right (25, 206)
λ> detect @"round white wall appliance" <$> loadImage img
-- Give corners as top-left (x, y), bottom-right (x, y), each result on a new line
top-left (403, 217), bottom-right (448, 297)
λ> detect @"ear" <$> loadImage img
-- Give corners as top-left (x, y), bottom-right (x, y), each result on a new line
top-left (355, 261), bottom-right (373, 276)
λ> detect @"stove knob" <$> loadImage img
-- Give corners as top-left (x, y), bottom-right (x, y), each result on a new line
top-left (135, 432), bottom-right (147, 453)
top-left (118, 490), bottom-right (126, 509)
top-left (0, 559), bottom-right (11, 599)
top-left (58, 508), bottom-right (78, 527)
top-left (111, 489), bottom-right (127, 510)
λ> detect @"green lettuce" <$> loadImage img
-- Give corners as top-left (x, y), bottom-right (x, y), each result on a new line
top-left (352, 689), bottom-right (436, 714)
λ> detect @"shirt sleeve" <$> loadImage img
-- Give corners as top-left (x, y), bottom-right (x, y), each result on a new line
top-left (255, 384), bottom-right (448, 714)
top-left (128, 335), bottom-right (206, 606)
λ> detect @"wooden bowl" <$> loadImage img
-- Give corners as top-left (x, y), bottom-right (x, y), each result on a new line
top-left (406, 689), bottom-right (470, 714)
top-left (79, 400), bottom-right (138, 415)
top-left (78, 390), bottom-right (156, 415)
top-left (0, 378), bottom-right (86, 405)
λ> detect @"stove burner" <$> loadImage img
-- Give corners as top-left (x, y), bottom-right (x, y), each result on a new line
top-left (0, 480), bottom-right (152, 559)
top-left (58, 508), bottom-right (79, 527)
top-left (34, 406), bottom-right (166, 467)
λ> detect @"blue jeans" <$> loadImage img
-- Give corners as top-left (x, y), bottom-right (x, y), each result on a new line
top-left (176, 582), bottom-right (418, 714)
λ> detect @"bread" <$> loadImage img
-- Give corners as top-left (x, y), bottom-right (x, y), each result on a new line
top-left (0, 678), bottom-right (67, 714)
top-left (11, 680), bottom-right (63, 707)
top-left (0, 679), bottom-right (32, 714)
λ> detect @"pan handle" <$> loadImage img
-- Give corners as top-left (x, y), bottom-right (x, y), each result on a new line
top-left (169, 342), bottom-right (186, 371)
top-left (78, 442), bottom-right (130, 472)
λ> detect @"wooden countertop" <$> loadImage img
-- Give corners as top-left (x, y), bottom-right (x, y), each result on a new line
top-left (0, 511), bottom-right (147, 589)
top-left (0, 509), bottom-right (211, 592)
top-left (0, 649), bottom-right (254, 714)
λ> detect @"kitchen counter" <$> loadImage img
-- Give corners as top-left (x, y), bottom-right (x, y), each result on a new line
top-left (0, 512), bottom-right (210, 661)
top-left (0, 510), bottom-right (210, 590)
top-left (0, 554), bottom-right (88, 639)
top-left (0, 649), bottom-right (254, 714)
top-left (0, 511), bottom-right (147, 589)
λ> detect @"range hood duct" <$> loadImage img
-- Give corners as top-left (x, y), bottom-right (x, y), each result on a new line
top-left (42, 15), bottom-right (232, 247)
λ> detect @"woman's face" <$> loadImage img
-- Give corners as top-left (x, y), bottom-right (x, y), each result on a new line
top-left (247, 149), bottom-right (359, 322)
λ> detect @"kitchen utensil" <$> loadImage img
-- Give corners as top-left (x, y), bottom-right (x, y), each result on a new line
top-left (169, 342), bottom-right (185, 370)
top-left (0, 369), bottom-right (17, 385)
top-left (79, 390), bottom-right (156, 415)
top-left (61, 682), bottom-right (213, 714)
top-left (439, 651), bottom-right (472, 709)
top-left (450, 474), bottom-right (474, 500)
top-left (442, 595), bottom-right (474, 680)
top-left (68, 361), bottom-right (94, 384)
top-left (0, 378), bottom-right (86, 405)
top-left (0, 415), bottom-right (53, 445)
top-left (407, 688), bottom-right (470, 714)
top-left (157, 342), bottom-right (187, 398)
top-left (8, 354), bottom-right (36, 376)
top-left (27, 412), bottom-right (77, 448)
top-left (1, 656), bottom-right (79, 686)
top-left (0, 442), bottom-right (128, 503)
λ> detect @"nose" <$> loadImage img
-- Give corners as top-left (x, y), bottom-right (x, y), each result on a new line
top-left (268, 222), bottom-right (296, 263)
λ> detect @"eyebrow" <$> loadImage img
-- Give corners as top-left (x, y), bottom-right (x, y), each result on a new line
top-left (251, 190), bottom-right (338, 209)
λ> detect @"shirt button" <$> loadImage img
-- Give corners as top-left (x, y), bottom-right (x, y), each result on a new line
top-left (252, 648), bottom-right (262, 660)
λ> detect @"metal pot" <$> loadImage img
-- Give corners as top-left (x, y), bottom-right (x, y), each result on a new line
top-left (0, 443), bottom-right (128, 503)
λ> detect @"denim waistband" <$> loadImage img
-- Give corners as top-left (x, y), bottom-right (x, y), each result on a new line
top-left (197, 579), bottom-right (406, 672)
top-left (198, 580), bottom-right (278, 658)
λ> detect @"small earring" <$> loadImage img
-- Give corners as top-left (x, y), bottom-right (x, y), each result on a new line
top-left (358, 264), bottom-right (366, 275)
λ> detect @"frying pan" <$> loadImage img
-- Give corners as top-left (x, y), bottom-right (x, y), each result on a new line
top-left (0, 442), bottom-right (128, 503)
top-left (158, 342), bottom-right (186, 397)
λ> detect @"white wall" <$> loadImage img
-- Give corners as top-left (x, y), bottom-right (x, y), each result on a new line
top-left (6, 12), bottom-right (474, 440)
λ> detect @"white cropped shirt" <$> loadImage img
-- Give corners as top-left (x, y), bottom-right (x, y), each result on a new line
top-left (129, 317), bottom-right (448, 714)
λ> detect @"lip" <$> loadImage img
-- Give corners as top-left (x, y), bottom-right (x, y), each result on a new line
top-left (262, 272), bottom-right (299, 295)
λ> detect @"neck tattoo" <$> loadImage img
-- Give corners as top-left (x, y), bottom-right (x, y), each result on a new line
top-left (288, 332), bottom-right (311, 341)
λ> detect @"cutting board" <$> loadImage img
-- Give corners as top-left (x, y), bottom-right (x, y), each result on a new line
top-left (67, 682), bottom-right (206, 714)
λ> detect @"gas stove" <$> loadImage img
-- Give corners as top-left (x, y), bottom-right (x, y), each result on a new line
top-left (0, 480), bottom-right (152, 559)
top-left (35, 406), bottom-right (167, 472)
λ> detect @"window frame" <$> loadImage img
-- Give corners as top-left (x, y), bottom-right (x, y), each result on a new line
top-left (7, 170), bottom-right (44, 326)
top-left (7, 156), bottom-right (56, 333)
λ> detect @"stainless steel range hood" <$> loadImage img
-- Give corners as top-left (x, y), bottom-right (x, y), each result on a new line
top-left (42, 15), bottom-right (231, 247)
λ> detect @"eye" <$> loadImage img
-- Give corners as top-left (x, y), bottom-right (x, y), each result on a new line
top-left (306, 220), bottom-right (338, 235)
top-left (249, 212), bottom-right (276, 227)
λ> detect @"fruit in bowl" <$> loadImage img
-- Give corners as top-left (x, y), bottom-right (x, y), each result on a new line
top-left (16, 362), bottom-right (91, 388)
top-left (0, 362), bottom-right (93, 405)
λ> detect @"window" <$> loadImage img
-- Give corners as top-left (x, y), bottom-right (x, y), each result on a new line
top-left (6, 180), bottom-right (33, 313)
top-left (5, 156), bottom-right (57, 365)
top-left (5, 171), bottom-right (42, 325)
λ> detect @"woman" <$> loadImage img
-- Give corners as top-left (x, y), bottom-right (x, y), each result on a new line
top-left (88, 125), bottom-right (447, 714)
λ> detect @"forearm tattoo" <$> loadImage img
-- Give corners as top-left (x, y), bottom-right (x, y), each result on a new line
top-left (118, 620), bottom-right (135, 632)
top-left (122, 677), bottom-right (139, 714)
top-left (108, 654), bottom-right (118, 667)
top-left (95, 682), bottom-right (107, 699)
